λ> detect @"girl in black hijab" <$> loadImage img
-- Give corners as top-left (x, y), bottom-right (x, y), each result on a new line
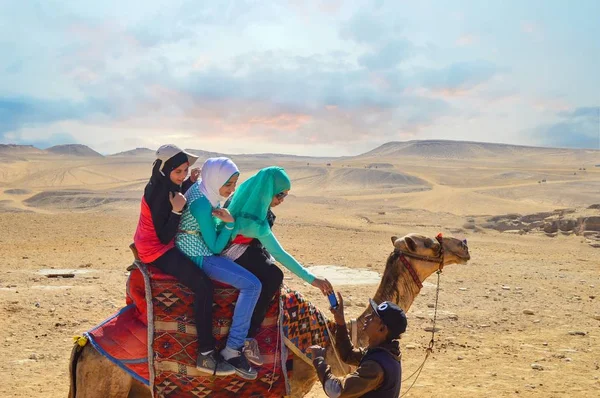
top-left (133, 144), bottom-right (235, 376)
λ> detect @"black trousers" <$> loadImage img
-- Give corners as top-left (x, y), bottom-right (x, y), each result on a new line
top-left (151, 247), bottom-right (215, 352)
top-left (234, 244), bottom-right (284, 337)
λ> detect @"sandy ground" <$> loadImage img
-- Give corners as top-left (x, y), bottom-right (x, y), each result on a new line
top-left (0, 146), bottom-right (599, 397)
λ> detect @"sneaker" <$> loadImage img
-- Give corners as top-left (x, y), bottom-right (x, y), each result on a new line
top-left (226, 352), bottom-right (258, 380)
top-left (243, 338), bottom-right (264, 366)
top-left (196, 351), bottom-right (235, 376)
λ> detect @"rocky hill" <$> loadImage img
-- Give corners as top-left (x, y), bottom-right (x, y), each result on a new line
top-left (46, 144), bottom-right (103, 157)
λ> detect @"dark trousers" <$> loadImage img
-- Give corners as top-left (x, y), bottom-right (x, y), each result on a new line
top-left (234, 244), bottom-right (284, 337)
top-left (152, 247), bottom-right (215, 352)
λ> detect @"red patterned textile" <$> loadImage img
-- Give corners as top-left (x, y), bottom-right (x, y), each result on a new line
top-left (87, 266), bottom-right (324, 396)
top-left (146, 265), bottom-right (291, 397)
top-left (231, 234), bottom-right (254, 245)
top-left (281, 286), bottom-right (335, 360)
top-left (85, 304), bottom-right (150, 384)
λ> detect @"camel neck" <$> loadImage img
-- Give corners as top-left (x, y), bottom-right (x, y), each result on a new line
top-left (353, 255), bottom-right (422, 346)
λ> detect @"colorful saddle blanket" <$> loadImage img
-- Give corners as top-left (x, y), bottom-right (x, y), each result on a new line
top-left (85, 263), bottom-right (334, 397)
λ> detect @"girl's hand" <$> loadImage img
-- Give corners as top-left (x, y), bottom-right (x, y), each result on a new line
top-left (190, 168), bottom-right (201, 182)
top-left (169, 192), bottom-right (187, 212)
top-left (212, 208), bottom-right (234, 223)
top-left (311, 277), bottom-right (333, 296)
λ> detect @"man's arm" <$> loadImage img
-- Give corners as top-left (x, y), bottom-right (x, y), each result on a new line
top-left (313, 357), bottom-right (384, 398)
top-left (333, 323), bottom-right (365, 367)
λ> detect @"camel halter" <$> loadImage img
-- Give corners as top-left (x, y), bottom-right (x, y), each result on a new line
top-left (350, 234), bottom-right (446, 345)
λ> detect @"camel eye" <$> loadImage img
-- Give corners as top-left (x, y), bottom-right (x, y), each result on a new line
top-left (424, 239), bottom-right (434, 248)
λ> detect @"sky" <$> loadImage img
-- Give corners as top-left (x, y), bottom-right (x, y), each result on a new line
top-left (1, 0), bottom-right (599, 156)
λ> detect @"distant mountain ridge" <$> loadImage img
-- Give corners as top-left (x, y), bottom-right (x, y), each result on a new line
top-left (46, 144), bottom-right (103, 157)
top-left (0, 144), bottom-right (46, 155)
top-left (358, 140), bottom-right (599, 160)
top-left (110, 148), bottom-right (155, 157)
top-left (0, 140), bottom-right (597, 160)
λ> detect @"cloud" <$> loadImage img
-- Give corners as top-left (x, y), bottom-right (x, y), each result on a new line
top-left (535, 106), bottom-right (599, 149)
top-left (521, 21), bottom-right (544, 41)
top-left (358, 39), bottom-right (415, 70)
top-left (455, 34), bottom-right (478, 46)
top-left (6, 1), bottom-right (571, 156)
top-left (417, 61), bottom-right (503, 93)
top-left (339, 11), bottom-right (390, 45)
top-left (20, 132), bottom-right (79, 149)
top-left (0, 97), bottom-right (91, 135)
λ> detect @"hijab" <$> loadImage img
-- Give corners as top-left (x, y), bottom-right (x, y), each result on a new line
top-left (198, 157), bottom-right (240, 207)
top-left (144, 151), bottom-right (190, 212)
top-left (227, 167), bottom-right (291, 238)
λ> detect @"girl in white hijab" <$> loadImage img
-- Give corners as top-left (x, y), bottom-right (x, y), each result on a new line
top-left (176, 157), bottom-right (262, 381)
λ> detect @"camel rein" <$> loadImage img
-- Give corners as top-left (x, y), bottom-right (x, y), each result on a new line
top-left (399, 234), bottom-right (444, 397)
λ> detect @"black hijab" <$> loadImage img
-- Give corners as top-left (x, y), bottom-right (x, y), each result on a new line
top-left (144, 152), bottom-right (189, 242)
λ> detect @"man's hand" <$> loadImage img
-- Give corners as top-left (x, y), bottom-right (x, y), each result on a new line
top-left (190, 167), bottom-right (201, 182)
top-left (309, 345), bottom-right (326, 360)
top-left (330, 292), bottom-right (346, 326)
top-left (169, 192), bottom-right (187, 213)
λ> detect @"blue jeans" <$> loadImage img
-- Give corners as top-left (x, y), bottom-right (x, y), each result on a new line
top-left (200, 255), bottom-right (261, 350)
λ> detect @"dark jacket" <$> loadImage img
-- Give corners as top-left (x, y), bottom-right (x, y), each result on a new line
top-left (313, 324), bottom-right (402, 397)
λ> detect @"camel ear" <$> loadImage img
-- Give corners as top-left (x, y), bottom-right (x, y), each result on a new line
top-left (404, 236), bottom-right (417, 252)
top-left (391, 236), bottom-right (398, 245)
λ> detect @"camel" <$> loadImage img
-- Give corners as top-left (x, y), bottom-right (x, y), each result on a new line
top-left (68, 233), bottom-right (470, 397)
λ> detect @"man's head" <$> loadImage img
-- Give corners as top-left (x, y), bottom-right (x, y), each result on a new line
top-left (363, 299), bottom-right (407, 345)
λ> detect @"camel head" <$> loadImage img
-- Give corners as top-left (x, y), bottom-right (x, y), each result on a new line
top-left (370, 233), bottom-right (471, 311)
top-left (390, 233), bottom-right (470, 278)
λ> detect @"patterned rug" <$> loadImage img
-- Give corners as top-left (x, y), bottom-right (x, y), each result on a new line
top-left (280, 287), bottom-right (336, 364)
top-left (146, 263), bottom-right (291, 398)
top-left (84, 264), bottom-right (336, 397)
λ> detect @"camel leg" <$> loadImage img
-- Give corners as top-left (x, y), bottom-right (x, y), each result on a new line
top-left (70, 344), bottom-right (146, 398)
top-left (289, 355), bottom-right (318, 398)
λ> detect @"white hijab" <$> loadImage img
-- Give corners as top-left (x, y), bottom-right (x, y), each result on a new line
top-left (198, 157), bottom-right (239, 207)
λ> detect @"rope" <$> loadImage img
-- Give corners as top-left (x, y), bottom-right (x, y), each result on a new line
top-left (322, 315), bottom-right (346, 373)
top-left (400, 270), bottom-right (442, 397)
top-left (268, 296), bottom-right (282, 392)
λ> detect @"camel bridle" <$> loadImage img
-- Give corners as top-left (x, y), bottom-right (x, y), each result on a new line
top-left (391, 233), bottom-right (446, 289)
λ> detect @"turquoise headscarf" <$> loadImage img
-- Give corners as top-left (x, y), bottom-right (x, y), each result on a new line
top-left (228, 167), bottom-right (291, 239)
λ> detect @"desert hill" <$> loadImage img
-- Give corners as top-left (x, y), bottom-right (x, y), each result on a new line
top-left (109, 148), bottom-right (155, 157)
top-left (358, 140), bottom-right (600, 164)
top-left (0, 144), bottom-right (46, 155)
top-left (1, 138), bottom-right (600, 397)
top-left (46, 144), bottom-right (103, 157)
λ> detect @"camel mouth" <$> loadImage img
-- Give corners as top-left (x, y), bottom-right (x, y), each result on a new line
top-left (456, 254), bottom-right (471, 263)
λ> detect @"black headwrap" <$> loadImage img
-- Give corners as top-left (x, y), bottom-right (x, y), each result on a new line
top-left (143, 152), bottom-right (190, 244)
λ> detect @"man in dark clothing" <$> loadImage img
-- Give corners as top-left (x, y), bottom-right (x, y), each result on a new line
top-left (310, 294), bottom-right (407, 398)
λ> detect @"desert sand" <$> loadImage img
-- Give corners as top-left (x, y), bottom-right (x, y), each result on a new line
top-left (0, 140), bottom-right (599, 397)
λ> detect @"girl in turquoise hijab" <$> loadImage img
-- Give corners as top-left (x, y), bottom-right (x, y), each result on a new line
top-left (227, 166), bottom-right (333, 298)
